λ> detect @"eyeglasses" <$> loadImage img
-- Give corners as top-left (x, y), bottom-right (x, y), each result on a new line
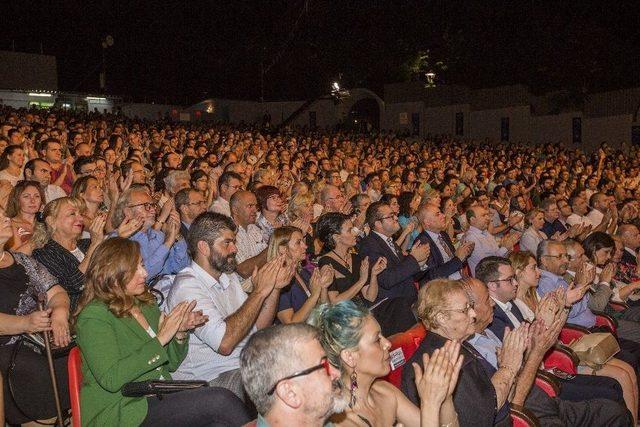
top-left (266, 357), bottom-right (331, 395)
top-left (543, 253), bottom-right (569, 260)
top-left (378, 214), bottom-right (398, 221)
top-left (443, 302), bottom-right (474, 315)
top-left (128, 202), bottom-right (157, 211)
top-left (493, 276), bottom-right (517, 284)
top-left (187, 200), bottom-right (207, 207)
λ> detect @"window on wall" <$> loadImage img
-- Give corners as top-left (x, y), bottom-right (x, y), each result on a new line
top-left (500, 117), bottom-right (510, 141)
top-left (455, 112), bottom-right (464, 136)
top-left (572, 117), bottom-right (582, 144)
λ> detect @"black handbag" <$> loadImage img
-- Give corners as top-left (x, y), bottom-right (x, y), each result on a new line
top-left (122, 380), bottom-right (209, 398)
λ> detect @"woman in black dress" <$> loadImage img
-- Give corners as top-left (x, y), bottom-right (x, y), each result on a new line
top-left (0, 207), bottom-right (72, 424)
top-left (316, 212), bottom-right (386, 305)
top-left (32, 197), bottom-right (106, 311)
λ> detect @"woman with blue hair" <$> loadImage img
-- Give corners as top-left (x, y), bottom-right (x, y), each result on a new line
top-left (309, 300), bottom-right (462, 427)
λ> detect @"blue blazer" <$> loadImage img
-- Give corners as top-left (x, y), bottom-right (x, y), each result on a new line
top-left (357, 232), bottom-right (422, 303)
top-left (414, 230), bottom-right (464, 282)
top-left (488, 300), bottom-right (526, 341)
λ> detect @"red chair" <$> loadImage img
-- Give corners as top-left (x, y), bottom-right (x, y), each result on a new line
top-left (534, 370), bottom-right (560, 397)
top-left (383, 323), bottom-right (427, 388)
top-left (67, 346), bottom-right (82, 427)
top-left (558, 323), bottom-right (590, 346)
top-left (510, 404), bottom-right (540, 427)
top-left (543, 344), bottom-right (579, 375)
top-left (593, 311), bottom-right (618, 335)
top-left (609, 301), bottom-right (629, 312)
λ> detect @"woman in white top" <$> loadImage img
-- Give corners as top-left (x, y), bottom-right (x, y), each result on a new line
top-left (519, 208), bottom-right (548, 255)
top-left (509, 250), bottom-right (639, 421)
top-left (0, 146), bottom-right (25, 187)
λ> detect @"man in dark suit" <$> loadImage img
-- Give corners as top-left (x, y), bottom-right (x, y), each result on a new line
top-left (475, 256), bottom-right (627, 405)
top-left (617, 224), bottom-right (640, 267)
top-left (175, 188), bottom-right (207, 240)
top-left (414, 203), bottom-right (474, 281)
top-left (357, 201), bottom-right (430, 334)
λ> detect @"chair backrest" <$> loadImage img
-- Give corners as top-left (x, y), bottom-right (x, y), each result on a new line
top-left (383, 323), bottom-right (427, 388)
top-left (67, 346), bottom-right (82, 427)
top-left (510, 404), bottom-right (540, 427)
top-left (558, 324), bottom-right (589, 346)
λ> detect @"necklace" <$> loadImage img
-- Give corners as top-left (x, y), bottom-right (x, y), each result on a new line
top-left (331, 249), bottom-right (351, 266)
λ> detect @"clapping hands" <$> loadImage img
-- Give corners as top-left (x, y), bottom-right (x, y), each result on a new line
top-left (412, 340), bottom-right (464, 406)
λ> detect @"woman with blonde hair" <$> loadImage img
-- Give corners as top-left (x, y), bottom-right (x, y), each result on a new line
top-left (71, 175), bottom-right (109, 237)
top-left (510, 250), bottom-right (639, 421)
top-left (6, 180), bottom-right (44, 253)
top-left (32, 197), bottom-right (106, 311)
top-left (269, 226), bottom-right (333, 324)
top-left (75, 237), bottom-right (250, 426)
top-left (519, 208), bottom-right (548, 254)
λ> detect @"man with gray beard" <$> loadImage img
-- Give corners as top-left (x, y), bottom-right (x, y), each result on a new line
top-left (241, 324), bottom-right (348, 426)
top-left (167, 212), bottom-right (295, 402)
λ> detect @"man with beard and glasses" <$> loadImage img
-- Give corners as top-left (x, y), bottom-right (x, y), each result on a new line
top-left (240, 323), bottom-right (347, 426)
top-left (167, 212), bottom-right (295, 402)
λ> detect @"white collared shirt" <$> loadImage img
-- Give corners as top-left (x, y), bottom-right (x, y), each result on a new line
top-left (374, 231), bottom-right (398, 256)
top-left (492, 297), bottom-right (521, 328)
top-left (425, 229), bottom-right (462, 279)
top-left (167, 261), bottom-right (254, 381)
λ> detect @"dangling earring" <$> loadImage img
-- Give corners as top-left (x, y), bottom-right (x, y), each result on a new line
top-left (349, 370), bottom-right (358, 408)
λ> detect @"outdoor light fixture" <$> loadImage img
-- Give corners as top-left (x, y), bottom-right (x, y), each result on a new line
top-left (28, 92), bottom-right (52, 97)
top-left (86, 96), bottom-right (107, 101)
top-left (425, 71), bottom-right (437, 87)
top-left (332, 81), bottom-right (340, 92)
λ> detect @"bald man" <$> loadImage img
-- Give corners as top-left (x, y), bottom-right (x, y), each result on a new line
top-left (617, 224), bottom-right (640, 267)
top-left (230, 190), bottom-right (268, 278)
top-left (414, 203), bottom-right (474, 281)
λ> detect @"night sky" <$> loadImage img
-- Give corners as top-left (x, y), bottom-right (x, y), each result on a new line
top-left (2, 1), bottom-right (639, 104)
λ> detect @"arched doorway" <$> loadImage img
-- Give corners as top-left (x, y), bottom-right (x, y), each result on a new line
top-left (347, 98), bottom-right (380, 132)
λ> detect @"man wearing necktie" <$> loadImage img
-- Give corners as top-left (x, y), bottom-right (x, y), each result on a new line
top-left (357, 201), bottom-right (430, 335)
top-left (414, 204), bottom-right (474, 281)
top-left (475, 256), bottom-right (630, 406)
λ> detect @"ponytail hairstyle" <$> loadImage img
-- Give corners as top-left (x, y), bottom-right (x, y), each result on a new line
top-left (307, 300), bottom-right (370, 371)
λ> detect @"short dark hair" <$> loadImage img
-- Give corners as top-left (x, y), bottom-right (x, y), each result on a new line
top-left (174, 188), bottom-right (195, 213)
top-left (24, 158), bottom-right (48, 175)
top-left (365, 201), bottom-right (388, 229)
top-left (73, 155), bottom-right (95, 175)
top-left (186, 212), bottom-right (237, 258)
top-left (316, 212), bottom-right (350, 252)
top-left (475, 256), bottom-right (511, 284)
top-left (217, 171), bottom-right (243, 193)
top-left (582, 231), bottom-right (615, 264)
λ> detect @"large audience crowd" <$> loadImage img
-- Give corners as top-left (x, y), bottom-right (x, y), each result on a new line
top-left (2, 104), bottom-right (640, 426)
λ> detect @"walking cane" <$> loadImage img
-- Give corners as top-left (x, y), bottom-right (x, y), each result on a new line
top-left (37, 293), bottom-right (65, 427)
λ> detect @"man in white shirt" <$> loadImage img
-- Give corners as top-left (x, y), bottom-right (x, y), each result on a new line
top-left (463, 206), bottom-right (520, 276)
top-left (474, 256), bottom-right (522, 331)
top-left (24, 158), bottom-right (66, 203)
top-left (209, 171), bottom-right (243, 217)
top-left (586, 192), bottom-right (617, 234)
top-left (167, 212), bottom-right (293, 401)
top-left (230, 190), bottom-right (268, 278)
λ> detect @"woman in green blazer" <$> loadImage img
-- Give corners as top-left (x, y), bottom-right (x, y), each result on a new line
top-left (75, 237), bottom-right (252, 427)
